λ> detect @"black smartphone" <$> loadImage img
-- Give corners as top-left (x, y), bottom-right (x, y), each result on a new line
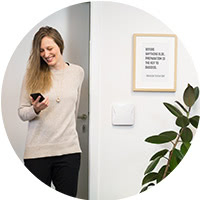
top-left (30, 93), bottom-right (45, 102)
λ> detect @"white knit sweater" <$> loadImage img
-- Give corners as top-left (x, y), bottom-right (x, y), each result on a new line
top-left (18, 63), bottom-right (84, 159)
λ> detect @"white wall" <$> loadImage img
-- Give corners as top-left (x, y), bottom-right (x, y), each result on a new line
top-left (89, 2), bottom-right (200, 200)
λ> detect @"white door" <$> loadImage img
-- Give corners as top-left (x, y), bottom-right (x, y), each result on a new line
top-left (64, 3), bottom-right (90, 199)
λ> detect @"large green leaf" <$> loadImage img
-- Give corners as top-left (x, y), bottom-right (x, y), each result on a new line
top-left (173, 148), bottom-right (184, 161)
top-left (145, 131), bottom-right (177, 144)
top-left (169, 148), bottom-right (184, 171)
top-left (194, 87), bottom-right (199, 101)
top-left (150, 149), bottom-right (169, 161)
top-left (183, 84), bottom-right (196, 107)
top-left (159, 131), bottom-right (177, 139)
top-left (142, 172), bottom-right (158, 185)
top-left (156, 165), bottom-right (171, 183)
top-left (176, 116), bottom-right (189, 128)
top-left (189, 115), bottom-right (200, 128)
top-left (175, 101), bottom-right (188, 114)
top-left (169, 150), bottom-right (179, 171)
top-left (181, 127), bottom-right (193, 143)
top-left (145, 156), bottom-right (161, 175)
top-left (164, 102), bottom-right (183, 117)
top-left (145, 135), bottom-right (167, 144)
top-left (180, 142), bottom-right (191, 156)
top-left (140, 183), bottom-right (155, 193)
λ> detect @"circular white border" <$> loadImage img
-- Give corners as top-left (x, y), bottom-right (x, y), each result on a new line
top-left (1, 0), bottom-right (199, 200)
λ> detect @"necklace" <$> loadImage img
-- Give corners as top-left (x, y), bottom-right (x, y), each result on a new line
top-left (53, 64), bottom-right (66, 103)
top-left (56, 97), bottom-right (61, 103)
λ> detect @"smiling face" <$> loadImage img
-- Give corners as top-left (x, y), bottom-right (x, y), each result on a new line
top-left (40, 36), bottom-right (62, 67)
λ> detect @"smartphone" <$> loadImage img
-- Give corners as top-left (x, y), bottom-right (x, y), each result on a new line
top-left (30, 93), bottom-right (45, 102)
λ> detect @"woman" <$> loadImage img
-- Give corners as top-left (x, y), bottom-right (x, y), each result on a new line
top-left (18, 26), bottom-right (84, 197)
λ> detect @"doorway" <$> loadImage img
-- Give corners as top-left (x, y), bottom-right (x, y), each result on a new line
top-left (65, 3), bottom-right (90, 199)
top-left (1, 2), bottom-right (90, 200)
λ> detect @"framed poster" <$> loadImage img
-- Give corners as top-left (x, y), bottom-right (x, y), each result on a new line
top-left (133, 34), bottom-right (177, 92)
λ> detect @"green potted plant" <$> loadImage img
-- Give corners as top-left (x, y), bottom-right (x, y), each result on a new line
top-left (140, 84), bottom-right (199, 193)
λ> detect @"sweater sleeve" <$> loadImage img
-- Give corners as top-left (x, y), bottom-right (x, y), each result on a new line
top-left (75, 67), bottom-right (85, 119)
top-left (18, 76), bottom-right (38, 121)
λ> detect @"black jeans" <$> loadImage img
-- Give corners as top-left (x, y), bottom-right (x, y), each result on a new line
top-left (24, 153), bottom-right (81, 197)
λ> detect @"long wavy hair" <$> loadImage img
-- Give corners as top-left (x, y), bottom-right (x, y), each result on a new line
top-left (25, 26), bottom-right (64, 94)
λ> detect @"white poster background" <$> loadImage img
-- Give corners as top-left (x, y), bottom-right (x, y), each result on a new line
top-left (135, 36), bottom-right (176, 90)
top-left (0, 1), bottom-right (200, 200)
top-left (142, 42), bottom-right (169, 82)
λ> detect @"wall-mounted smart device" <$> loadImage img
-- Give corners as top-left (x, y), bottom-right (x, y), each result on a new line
top-left (112, 103), bottom-right (134, 126)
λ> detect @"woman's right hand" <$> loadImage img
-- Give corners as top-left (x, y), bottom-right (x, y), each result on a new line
top-left (30, 96), bottom-right (49, 114)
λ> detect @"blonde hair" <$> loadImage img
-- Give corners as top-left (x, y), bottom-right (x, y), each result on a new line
top-left (25, 26), bottom-right (64, 94)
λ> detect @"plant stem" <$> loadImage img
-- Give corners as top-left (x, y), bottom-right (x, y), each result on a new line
top-left (187, 107), bottom-right (191, 118)
top-left (162, 129), bottom-right (183, 180)
top-left (162, 105), bottom-right (191, 179)
top-left (163, 156), bottom-right (169, 161)
top-left (170, 141), bottom-right (175, 145)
